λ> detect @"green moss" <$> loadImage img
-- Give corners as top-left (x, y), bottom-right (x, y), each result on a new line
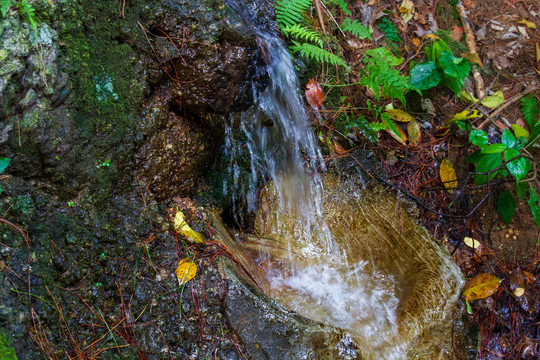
top-left (0, 332), bottom-right (18, 360)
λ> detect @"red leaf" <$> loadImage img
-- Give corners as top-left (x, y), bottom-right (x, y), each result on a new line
top-left (305, 79), bottom-right (325, 109)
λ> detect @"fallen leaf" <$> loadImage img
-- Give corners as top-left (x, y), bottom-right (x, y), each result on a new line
top-left (176, 258), bottom-right (197, 286)
top-left (511, 124), bottom-right (530, 140)
top-left (385, 125), bottom-right (408, 146)
top-left (386, 109), bottom-right (415, 122)
top-left (422, 33), bottom-right (440, 40)
top-left (536, 43), bottom-right (540, 75)
top-left (440, 158), bottom-right (457, 193)
top-left (481, 91), bottom-right (505, 109)
top-left (447, 109), bottom-right (482, 124)
top-left (518, 19), bottom-right (536, 29)
top-left (459, 91), bottom-right (479, 104)
top-left (463, 273), bottom-right (502, 301)
top-left (398, 0), bottom-right (414, 24)
top-left (407, 119), bottom-right (421, 145)
top-left (174, 211), bottom-right (204, 243)
top-left (523, 271), bottom-right (535, 284)
top-left (451, 25), bottom-right (463, 41)
top-left (412, 37), bottom-right (421, 48)
top-left (514, 287), bottom-right (525, 296)
top-left (305, 79), bottom-right (325, 109)
top-left (463, 237), bottom-right (481, 249)
top-left (463, 52), bottom-right (483, 68)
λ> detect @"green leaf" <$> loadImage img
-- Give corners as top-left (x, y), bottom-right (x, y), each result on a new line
top-left (426, 40), bottom-right (450, 64)
top-left (365, 47), bottom-right (403, 66)
top-left (501, 129), bottom-right (516, 149)
top-left (439, 51), bottom-right (470, 79)
top-left (504, 149), bottom-right (531, 183)
top-left (481, 91), bottom-right (505, 109)
top-left (410, 62), bottom-right (442, 90)
top-left (516, 182), bottom-right (529, 200)
top-left (481, 143), bottom-right (506, 154)
top-left (469, 130), bottom-right (488, 149)
top-left (467, 149), bottom-right (483, 164)
top-left (497, 190), bottom-right (516, 224)
top-left (0, 157), bottom-right (10, 173)
top-left (377, 17), bottom-right (402, 43)
top-left (456, 120), bottom-right (472, 132)
top-left (475, 153), bottom-right (502, 185)
top-left (1, 0), bottom-right (13, 17)
top-left (528, 186), bottom-right (540, 227)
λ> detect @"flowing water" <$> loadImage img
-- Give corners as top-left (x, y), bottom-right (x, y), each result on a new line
top-left (219, 3), bottom-right (466, 359)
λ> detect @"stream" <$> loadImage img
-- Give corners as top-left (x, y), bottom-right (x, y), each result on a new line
top-left (217, 2), bottom-right (468, 359)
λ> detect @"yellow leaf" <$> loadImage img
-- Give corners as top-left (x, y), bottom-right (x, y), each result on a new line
top-left (399, 0), bottom-right (414, 24)
top-left (463, 236), bottom-right (481, 249)
top-left (463, 52), bottom-right (483, 68)
top-left (518, 19), bottom-right (536, 29)
top-left (385, 125), bottom-right (407, 146)
top-left (511, 124), bottom-right (530, 140)
top-left (514, 287), bottom-right (525, 297)
top-left (386, 109), bottom-right (415, 122)
top-left (176, 258), bottom-right (197, 286)
top-left (412, 37), bottom-right (421, 48)
top-left (463, 273), bottom-right (502, 301)
top-left (481, 91), bottom-right (505, 109)
top-left (447, 109), bottom-right (482, 124)
top-left (422, 33), bottom-right (440, 40)
top-left (407, 119), bottom-right (421, 145)
top-left (440, 158), bottom-right (457, 193)
top-left (459, 91), bottom-right (479, 104)
top-left (174, 211), bottom-right (204, 243)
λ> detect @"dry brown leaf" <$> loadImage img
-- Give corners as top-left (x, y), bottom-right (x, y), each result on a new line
top-left (523, 271), bottom-right (535, 284)
top-left (463, 273), bottom-right (501, 301)
top-left (407, 119), bottom-right (421, 145)
top-left (463, 52), bottom-right (483, 68)
top-left (536, 43), bottom-right (540, 76)
top-left (305, 79), bottom-right (325, 109)
top-left (412, 37), bottom-right (421, 48)
top-left (176, 258), bottom-right (197, 286)
top-left (386, 109), bottom-right (415, 122)
top-left (440, 158), bottom-right (457, 193)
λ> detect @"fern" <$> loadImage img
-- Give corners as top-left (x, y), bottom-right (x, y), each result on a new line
top-left (323, 0), bottom-right (351, 15)
top-left (19, 0), bottom-right (37, 35)
top-left (520, 96), bottom-right (539, 128)
top-left (377, 17), bottom-right (402, 43)
top-left (282, 24), bottom-right (323, 47)
top-left (1, 0), bottom-right (14, 17)
top-left (341, 18), bottom-right (372, 40)
top-left (275, 0), bottom-right (312, 28)
top-left (291, 41), bottom-right (349, 70)
top-left (360, 48), bottom-right (412, 106)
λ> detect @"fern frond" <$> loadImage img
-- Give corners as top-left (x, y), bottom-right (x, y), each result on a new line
top-left (340, 18), bottom-right (372, 40)
top-left (275, 0), bottom-right (312, 28)
top-left (291, 41), bottom-right (349, 70)
top-left (377, 17), bottom-right (402, 43)
top-left (520, 96), bottom-right (540, 128)
top-left (1, 0), bottom-right (14, 17)
top-left (323, 0), bottom-right (351, 15)
top-left (282, 24), bottom-right (323, 47)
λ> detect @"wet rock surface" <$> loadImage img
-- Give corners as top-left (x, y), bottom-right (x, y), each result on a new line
top-left (0, 0), bottom-right (274, 358)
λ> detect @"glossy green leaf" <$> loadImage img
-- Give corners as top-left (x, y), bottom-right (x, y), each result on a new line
top-left (440, 51), bottom-right (470, 78)
top-left (504, 149), bottom-right (531, 183)
top-left (0, 158), bottom-right (10, 173)
top-left (528, 186), bottom-right (540, 227)
top-left (501, 129), bottom-right (516, 149)
top-left (475, 153), bottom-right (502, 185)
top-left (456, 120), bottom-right (472, 132)
top-left (469, 130), bottom-right (488, 149)
top-left (410, 62), bottom-right (442, 90)
top-left (497, 190), bottom-right (516, 224)
top-left (481, 143), bottom-right (506, 154)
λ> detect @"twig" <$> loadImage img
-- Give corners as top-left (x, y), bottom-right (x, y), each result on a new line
top-left (456, 0), bottom-right (484, 99)
top-left (313, 0), bottom-right (326, 35)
